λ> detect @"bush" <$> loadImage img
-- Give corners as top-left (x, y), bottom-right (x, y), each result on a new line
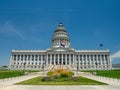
top-left (41, 76), bottom-right (52, 81)
top-left (69, 77), bottom-right (80, 81)
top-left (60, 72), bottom-right (69, 78)
top-left (68, 71), bottom-right (74, 77)
top-left (47, 69), bottom-right (74, 78)
top-left (47, 71), bottom-right (54, 76)
top-left (53, 74), bottom-right (59, 79)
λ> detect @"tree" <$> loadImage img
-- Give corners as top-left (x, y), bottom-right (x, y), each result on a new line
top-left (2, 65), bottom-right (8, 68)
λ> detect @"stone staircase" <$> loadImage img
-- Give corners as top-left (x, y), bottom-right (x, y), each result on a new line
top-left (44, 64), bottom-right (77, 71)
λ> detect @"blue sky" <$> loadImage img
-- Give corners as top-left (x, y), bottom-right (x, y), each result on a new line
top-left (0, 0), bottom-right (120, 66)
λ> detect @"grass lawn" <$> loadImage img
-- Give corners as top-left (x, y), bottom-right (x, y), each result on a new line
top-left (16, 76), bottom-right (107, 85)
top-left (81, 70), bottom-right (120, 79)
top-left (0, 70), bottom-right (24, 79)
top-left (0, 70), bottom-right (39, 79)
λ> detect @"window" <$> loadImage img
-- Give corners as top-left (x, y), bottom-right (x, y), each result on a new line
top-left (43, 55), bottom-right (45, 60)
top-left (28, 55), bottom-right (30, 60)
top-left (39, 55), bottom-right (41, 61)
top-left (98, 55), bottom-right (100, 61)
top-left (14, 55), bottom-right (16, 60)
top-left (52, 54), bottom-right (54, 60)
top-left (18, 55), bottom-right (20, 61)
top-left (67, 54), bottom-right (69, 60)
top-left (32, 55), bottom-right (34, 61)
top-left (76, 55), bottom-right (78, 61)
top-left (80, 55), bottom-right (82, 61)
top-left (84, 55), bottom-right (86, 60)
top-left (94, 55), bottom-right (96, 61)
top-left (91, 55), bottom-right (93, 61)
top-left (87, 55), bottom-right (89, 61)
top-left (21, 55), bottom-right (23, 61)
top-left (101, 55), bottom-right (104, 60)
top-left (25, 55), bottom-right (27, 61)
top-left (35, 55), bottom-right (38, 61)
top-left (105, 55), bottom-right (108, 61)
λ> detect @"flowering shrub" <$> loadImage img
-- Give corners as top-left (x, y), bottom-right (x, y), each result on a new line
top-left (47, 69), bottom-right (74, 78)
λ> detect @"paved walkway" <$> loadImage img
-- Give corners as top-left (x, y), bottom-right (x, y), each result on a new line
top-left (0, 71), bottom-right (120, 90)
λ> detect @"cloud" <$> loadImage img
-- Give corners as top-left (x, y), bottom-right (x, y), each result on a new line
top-left (0, 21), bottom-right (25, 40)
top-left (111, 50), bottom-right (120, 59)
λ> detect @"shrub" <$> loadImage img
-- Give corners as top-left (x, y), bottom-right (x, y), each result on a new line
top-left (60, 72), bottom-right (69, 78)
top-left (69, 77), bottom-right (80, 81)
top-left (47, 69), bottom-right (74, 78)
top-left (53, 74), bottom-right (59, 79)
top-left (68, 71), bottom-right (74, 77)
top-left (47, 71), bottom-right (54, 76)
top-left (41, 76), bottom-right (52, 81)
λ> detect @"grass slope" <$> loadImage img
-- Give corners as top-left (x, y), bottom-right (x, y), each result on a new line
top-left (0, 70), bottom-right (39, 79)
top-left (16, 76), bottom-right (107, 85)
top-left (82, 70), bottom-right (120, 79)
top-left (0, 70), bottom-right (24, 79)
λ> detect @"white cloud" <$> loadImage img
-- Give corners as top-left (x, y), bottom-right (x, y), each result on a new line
top-left (111, 50), bottom-right (120, 59)
top-left (0, 21), bottom-right (25, 40)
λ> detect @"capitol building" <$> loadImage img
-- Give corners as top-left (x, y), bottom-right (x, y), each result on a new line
top-left (10, 23), bottom-right (112, 70)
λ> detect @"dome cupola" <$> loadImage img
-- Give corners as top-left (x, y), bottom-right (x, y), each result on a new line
top-left (52, 22), bottom-right (70, 48)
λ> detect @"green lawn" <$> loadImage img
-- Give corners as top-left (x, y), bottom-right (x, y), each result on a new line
top-left (81, 70), bottom-right (120, 79)
top-left (0, 70), bottom-right (24, 79)
top-left (0, 70), bottom-right (39, 79)
top-left (16, 76), bottom-right (107, 85)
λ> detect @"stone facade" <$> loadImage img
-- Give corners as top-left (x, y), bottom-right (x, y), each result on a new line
top-left (10, 23), bottom-right (112, 70)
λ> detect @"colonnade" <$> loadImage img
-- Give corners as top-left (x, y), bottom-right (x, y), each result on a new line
top-left (46, 54), bottom-right (74, 65)
top-left (10, 53), bottom-right (111, 70)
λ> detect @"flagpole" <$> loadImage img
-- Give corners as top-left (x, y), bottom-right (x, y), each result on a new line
top-left (60, 39), bottom-right (61, 69)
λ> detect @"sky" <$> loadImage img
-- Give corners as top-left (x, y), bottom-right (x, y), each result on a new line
top-left (0, 0), bottom-right (120, 66)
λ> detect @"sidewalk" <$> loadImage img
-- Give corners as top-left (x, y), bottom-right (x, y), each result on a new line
top-left (77, 72), bottom-right (120, 86)
top-left (0, 71), bottom-right (120, 90)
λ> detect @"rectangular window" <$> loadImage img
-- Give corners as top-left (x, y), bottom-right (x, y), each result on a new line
top-left (98, 55), bottom-right (100, 61)
top-left (18, 55), bottom-right (20, 61)
top-left (25, 55), bottom-right (27, 61)
top-left (43, 55), bottom-right (45, 60)
top-left (91, 55), bottom-right (93, 61)
top-left (84, 55), bottom-right (86, 61)
top-left (28, 55), bottom-right (30, 60)
top-left (87, 55), bottom-right (89, 61)
top-left (21, 55), bottom-right (23, 61)
top-left (105, 55), bottom-right (108, 61)
top-left (14, 55), bottom-right (16, 60)
top-left (76, 55), bottom-right (78, 61)
top-left (35, 55), bottom-right (38, 61)
top-left (39, 55), bottom-right (41, 61)
top-left (94, 55), bottom-right (96, 61)
top-left (80, 55), bottom-right (82, 61)
top-left (32, 55), bottom-right (34, 61)
top-left (101, 55), bottom-right (104, 60)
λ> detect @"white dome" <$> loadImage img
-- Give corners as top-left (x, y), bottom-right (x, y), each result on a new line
top-left (52, 22), bottom-right (70, 48)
